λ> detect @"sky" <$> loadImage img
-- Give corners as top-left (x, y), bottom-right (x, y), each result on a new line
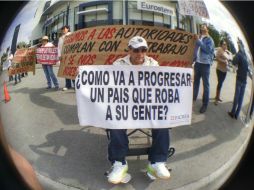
top-left (203, 0), bottom-right (252, 60)
top-left (0, 1), bottom-right (37, 55)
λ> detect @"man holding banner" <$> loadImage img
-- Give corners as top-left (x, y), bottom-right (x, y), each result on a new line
top-left (193, 24), bottom-right (215, 113)
top-left (107, 36), bottom-right (171, 184)
top-left (39, 36), bottom-right (59, 89)
top-left (58, 25), bottom-right (75, 91)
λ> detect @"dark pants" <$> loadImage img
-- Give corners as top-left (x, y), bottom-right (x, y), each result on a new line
top-left (42, 64), bottom-right (59, 88)
top-left (231, 80), bottom-right (246, 118)
top-left (216, 69), bottom-right (227, 91)
top-left (108, 129), bottom-right (169, 164)
top-left (65, 79), bottom-right (75, 88)
top-left (14, 74), bottom-right (21, 83)
top-left (193, 62), bottom-right (211, 106)
top-left (9, 75), bottom-right (13, 82)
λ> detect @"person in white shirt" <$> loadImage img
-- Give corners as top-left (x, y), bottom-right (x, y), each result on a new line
top-left (58, 25), bottom-right (74, 91)
top-left (107, 36), bottom-right (171, 184)
top-left (193, 24), bottom-right (215, 113)
top-left (2, 47), bottom-right (14, 82)
top-left (41, 36), bottom-right (59, 89)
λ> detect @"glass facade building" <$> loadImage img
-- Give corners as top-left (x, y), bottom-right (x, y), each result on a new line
top-left (31, 0), bottom-right (202, 45)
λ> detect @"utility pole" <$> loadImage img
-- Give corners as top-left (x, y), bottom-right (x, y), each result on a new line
top-left (175, 2), bottom-right (180, 29)
top-left (66, 1), bottom-right (70, 26)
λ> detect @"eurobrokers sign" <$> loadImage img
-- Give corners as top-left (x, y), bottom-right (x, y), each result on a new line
top-left (137, 1), bottom-right (174, 16)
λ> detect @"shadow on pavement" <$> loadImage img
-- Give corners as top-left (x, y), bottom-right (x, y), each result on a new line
top-left (171, 100), bottom-right (244, 163)
top-left (29, 127), bottom-right (154, 190)
top-left (28, 100), bottom-right (247, 189)
top-left (12, 87), bottom-right (79, 126)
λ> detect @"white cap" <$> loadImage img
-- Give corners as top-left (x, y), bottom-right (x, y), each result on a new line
top-left (42, 36), bottom-right (49, 40)
top-left (128, 36), bottom-right (148, 49)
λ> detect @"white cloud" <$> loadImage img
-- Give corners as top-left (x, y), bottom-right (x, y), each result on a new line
top-left (0, 1), bottom-right (38, 55)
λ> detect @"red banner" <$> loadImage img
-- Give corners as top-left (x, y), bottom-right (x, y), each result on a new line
top-left (36, 47), bottom-right (58, 65)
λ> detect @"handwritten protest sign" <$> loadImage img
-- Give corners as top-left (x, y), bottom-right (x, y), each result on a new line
top-left (76, 65), bottom-right (192, 129)
top-left (178, 0), bottom-right (209, 19)
top-left (36, 47), bottom-right (58, 65)
top-left (58, 25), bottom-right (195, 80)
top-left (9, 48), bottom-right (36, 76)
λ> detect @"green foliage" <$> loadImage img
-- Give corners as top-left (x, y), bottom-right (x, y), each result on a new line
top-left (207, 24), bottom-right (220, 47)
top-left (17, 41), bottom-right (29, 49)
top-left (1, 53), bottom-right (7, 65)
top-left (220, 31), bottom-right (236, 54)
top-left (207, 25), bottom-right (237, 54)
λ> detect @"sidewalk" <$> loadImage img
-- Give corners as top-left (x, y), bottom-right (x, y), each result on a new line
top-left (0, 63), bottom-right (253, 190)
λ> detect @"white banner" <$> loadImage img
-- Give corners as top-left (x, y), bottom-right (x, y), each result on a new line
top-left (178, 0), bottom-right (209, 19)
top-left (76, 65), bottom-right (193, 129)
top-left (137, 1), bottom-right (174, 16)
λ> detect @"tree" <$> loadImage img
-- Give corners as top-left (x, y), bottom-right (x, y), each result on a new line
top-left (207, 24), bottom-right (220, 47)
top-left (17, 41), bottom-right (29, 49)
top-left (220, 31), bottom-right (236, 54)
top-left (0, 53), bottom-right (7, 65)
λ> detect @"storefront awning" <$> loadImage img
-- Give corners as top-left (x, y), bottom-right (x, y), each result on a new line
top-left (44, 18), bottom-right (53, 27)
top-left (77, 8), bottom-right (108, 15)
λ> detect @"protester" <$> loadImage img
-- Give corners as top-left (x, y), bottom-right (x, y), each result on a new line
top-left (107, 36), bottom-right (170, 184)
top-left (228, 39), bottom-right (250, 120)
top-left (40, 35), bottom-right (59, 89)
top-left (4, 47), bottom-right (14, 82)
top-left (17, 45), bottom-right (28, 78)
top-left (6, 49), bottom-right (22, 85)
top-left (193, 24), bottom-right (215, 113)
top-left (58, 25), bottom-right (74, 91)
top-left (13, 45), bottom-right (23, 85)
top-left (214, 40), bottom-right (229, 105)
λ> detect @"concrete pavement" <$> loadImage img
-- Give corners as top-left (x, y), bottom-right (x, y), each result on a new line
top-left (0, 63), bottom-right (253, 190)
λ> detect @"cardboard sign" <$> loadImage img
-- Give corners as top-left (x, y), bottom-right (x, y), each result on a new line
top-left (178, 0), bottom-right (209, 19)
top-left (76, 65), bottom-right (193, 129)
top-left (36, 47), bottom-right (58, 65)
top-left (9, 48), bottom-right (36, 76)
top-left (58, 25), bottom-right (196, 79)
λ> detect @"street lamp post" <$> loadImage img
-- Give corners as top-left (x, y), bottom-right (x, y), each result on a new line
top-left (66, 1), bottom-right (70, 26)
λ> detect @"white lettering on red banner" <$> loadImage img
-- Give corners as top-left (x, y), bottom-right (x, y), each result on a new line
top-left (36, 47), bottom-right (58, 65)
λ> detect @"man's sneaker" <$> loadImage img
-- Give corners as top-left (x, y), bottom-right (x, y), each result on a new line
top-left (107, 161), bottom-right (130, 184)
top-left (146, 162), bottom-right (170, 180)
top-left (62, 87), bottom-right (68, 91)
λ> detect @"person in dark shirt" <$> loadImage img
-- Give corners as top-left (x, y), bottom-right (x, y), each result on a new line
top-left (228, 39), bottom-right (249, 119)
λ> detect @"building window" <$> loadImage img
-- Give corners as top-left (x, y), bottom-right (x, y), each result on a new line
top-left (43, 1), bottom-right (51, 12)
top-left (80, 4), bottom-right (109, 28)
top-left (127, 1), bottom-right (171, 28)
top-left (74, 6), bottom-right (79, 31)
top-left (78, 1), bottom-right (113, 29)
top-left (44, 11), bottom-right (66, 41)
top-left (112, 1), bottom-right (123, 25)
top-left (178, 15), bottom-right (192, 31)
